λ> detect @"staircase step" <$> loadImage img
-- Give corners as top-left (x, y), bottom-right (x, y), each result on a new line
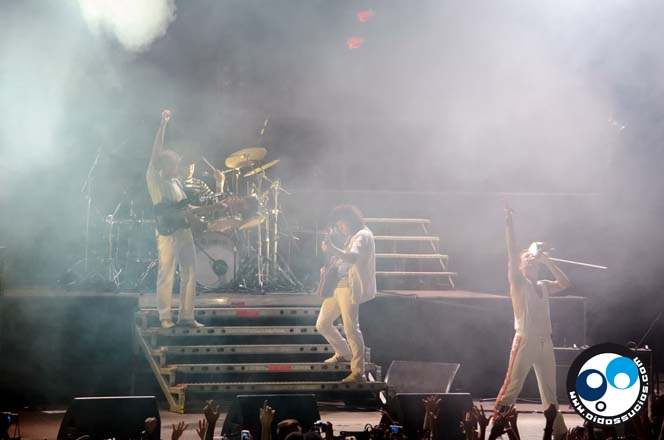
top-left (144, 325), bottom-right (328, 338)
top-left (162, 362), bottom-right (359, 374)
top-left (376, 253), bottom-right (448, 261)
top-left (376, 271), bottom-right (457, 276)
top-left (160, 362), bottom-right (382, 386)
top-left (139, 307), bottom-right (320, 318)
top-left (365, 218), bottom-right (431, 224)
top-left (153, 344), bottom-right (333, 357)
top-left (169, 380), bottom-right (387, 394)
top-left (374, 235), bottom-right (439, 242)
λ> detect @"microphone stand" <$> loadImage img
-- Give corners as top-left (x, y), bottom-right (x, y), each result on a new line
top-left (80, 144), bottom-right (103, 275)
top-left (548, 257), bottom-right (607, 270)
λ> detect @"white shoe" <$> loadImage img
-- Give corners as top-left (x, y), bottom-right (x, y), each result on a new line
top-left (324, 354), bottom-right (349, 363)
top-left (160, 319), bottom-right (176, 329)
top-left (178, 319), bottom-right (205, 328)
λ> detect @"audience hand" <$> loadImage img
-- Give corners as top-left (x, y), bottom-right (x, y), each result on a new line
top-left (422, 395), bottom-right (441, 434)
top-left (472, 405), bottom-right (490, 435)
top-left (196, 419), bottom-right (208, 440)
top-left (171, 421), bottom-right (188, 440)
top-left (144, 417), bottom-right (158, 436)
top-left (489, 405), bottom-right (516, 440)
top-left (377, 409), bottom-right (395, 428)
top-left (204, 400), bottom-right (222, 425)
top-left (506, 406), bottom-right (519, 440)
top-left (462, 410), bottom-right (478, 440)
top-left (260, 400), bottom-right (276, 427)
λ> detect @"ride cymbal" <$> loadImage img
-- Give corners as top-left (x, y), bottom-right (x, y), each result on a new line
top-left (224, 147), bottom-right (267, 169)
top-left (244, 159), bottom-right (280, 177)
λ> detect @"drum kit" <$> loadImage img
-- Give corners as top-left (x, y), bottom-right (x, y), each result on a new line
top-left (105, 146), bottom-right (301, 293)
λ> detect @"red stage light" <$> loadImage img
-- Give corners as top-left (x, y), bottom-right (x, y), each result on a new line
top-left (346, 36), bottom-right (364, 50)
top-left (357, 9), bottom-right (375, 23)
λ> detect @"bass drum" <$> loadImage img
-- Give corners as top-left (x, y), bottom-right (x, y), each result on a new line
top-left (195, 231), bottom-right (235, 289)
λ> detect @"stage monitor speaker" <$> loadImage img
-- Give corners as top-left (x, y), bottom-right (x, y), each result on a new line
top-left (394, 393), bottom-right (472, 440)
top-left (385, 361), bottom-right (460, 395)
top-left (221, 394), bottom-right (320, 439)
top-left (56, 396), bottom-right (160, 440)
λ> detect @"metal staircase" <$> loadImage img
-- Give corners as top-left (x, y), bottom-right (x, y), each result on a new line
top-left (135, 300), bottom-right (386, 413)
top-left (365, 218), bottom-right (456, 290)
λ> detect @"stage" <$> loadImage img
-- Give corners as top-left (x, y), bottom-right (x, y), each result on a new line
top-left (0, 288), bottom-right (587, 409)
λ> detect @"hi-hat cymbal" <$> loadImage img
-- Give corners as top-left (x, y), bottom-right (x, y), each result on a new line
top-left (244, 159), bottom-right (280, 177)
top-left (224, 147), bottom-right (267, 169)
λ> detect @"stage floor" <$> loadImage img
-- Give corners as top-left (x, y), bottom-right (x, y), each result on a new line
top-left (13, 401), bottom-right (584, 440)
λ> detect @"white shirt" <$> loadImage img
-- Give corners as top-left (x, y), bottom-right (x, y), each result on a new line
top-left (146, 162), bottom-right (187, 205)
top-left (513, 279), bottom-right (554, 338)
top-left (347, 226), bottom-right (377, 304)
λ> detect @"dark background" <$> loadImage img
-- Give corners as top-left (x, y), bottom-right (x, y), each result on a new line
top-left (1, 0), bottom-right (663, 375)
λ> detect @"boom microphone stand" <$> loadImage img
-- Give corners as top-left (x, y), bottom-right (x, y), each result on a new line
top-left (80, 144), bottom-right (103, 275)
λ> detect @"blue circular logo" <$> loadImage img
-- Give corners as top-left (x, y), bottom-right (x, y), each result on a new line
top-left (567, 343), bottom-right (649, 426)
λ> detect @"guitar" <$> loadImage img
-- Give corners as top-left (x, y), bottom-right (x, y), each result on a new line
top-left (153, 199), bottom-right (207, 236)
top-left (316, 231), bottom-right (344, 298)
top-left (316, 255), bottom-right (339, 299)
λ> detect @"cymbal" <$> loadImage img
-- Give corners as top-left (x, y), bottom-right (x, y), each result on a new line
top-left (244, 159), bottom-right (280, 177)
top-left (224, 147), bottom-right (267, 169)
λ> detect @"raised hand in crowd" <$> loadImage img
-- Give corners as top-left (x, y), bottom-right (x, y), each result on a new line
top-left (462, 409), bottom-right (479, 440)
top-left (422, 395), bottom-right (441, 439)
top-left (142, 417), bottom-right (159, 440)
top-left (196, 419), bottom-right (208, 440)
top-left (583, 421), bottom-right (596, 440)
top-left (471, 405), bottom-right (490, 440)
top-left (600, 426), bottom-right (617, 440)
top-left (377, 409), bottom-right (396, 428)
top-left (489, 405), bottom-right (516, 440)
top-left (565, 426), bottom-right (585, 440)
top-left (260, 400), bottom-right (276, 440)
top-left (171, 421), bottom-right (188, 440)
top-left (203, 400), bottom-right (222, 440)
top-left (505, 405), bottom-right (519, 440)
top-left (314, 420), bottom-right (334, 440)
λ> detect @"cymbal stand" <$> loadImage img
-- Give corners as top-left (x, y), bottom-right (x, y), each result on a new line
top-left (261, 174), bottom-right (302, 290)
top-left (253, 173), bottom-right (265, 291)
top-left (81, 144), bottom-right (102, 275)
top-left (105, 199), bottom-right (124, 287)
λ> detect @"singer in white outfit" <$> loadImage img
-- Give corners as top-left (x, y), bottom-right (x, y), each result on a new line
top-left (494, 204), bottom-right (570, 438)
top-left (316, 205), bottom-right (377, 383)
top-left (146, 110), bottom-right (203, 329)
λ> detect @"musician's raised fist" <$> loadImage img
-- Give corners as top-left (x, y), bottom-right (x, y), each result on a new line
top-left (162, 109), bottom-right (171, 122)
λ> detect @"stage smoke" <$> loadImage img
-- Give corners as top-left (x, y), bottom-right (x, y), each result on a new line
top-left (77, 0), bottom-right (176, 52)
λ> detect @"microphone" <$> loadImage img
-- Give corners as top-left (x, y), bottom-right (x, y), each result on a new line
top-left (528, 241), bottom-right (554, 257)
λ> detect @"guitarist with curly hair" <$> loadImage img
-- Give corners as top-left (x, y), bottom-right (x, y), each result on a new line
top-left (316, 205), bottom-right (376, 383)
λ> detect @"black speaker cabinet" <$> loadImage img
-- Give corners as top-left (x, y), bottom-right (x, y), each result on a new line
top-left (392, 393), bottom-right (473, 440)
top-left (56, 396), bottom-right (160, 440)
top-left (221, 394), bottom-right (320, 439)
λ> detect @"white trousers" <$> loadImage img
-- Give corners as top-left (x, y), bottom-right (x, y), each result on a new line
top-left (496, 334), bottom-right (567, 437)
top-left (315, 287), bottom-right (365, 375)
top-left (156, 228), bottom-right (197, 322)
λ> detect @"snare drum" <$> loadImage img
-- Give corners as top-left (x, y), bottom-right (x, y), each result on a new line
top-left (221, 194), bottom-right (265, 230)
top-left (195, 232), bottom-right (235, 289)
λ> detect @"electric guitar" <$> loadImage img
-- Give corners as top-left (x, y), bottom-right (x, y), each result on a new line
top-left (316, 255), bottom-right (339, 298)
top-left (154, 199), bottom-right (206, 236)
